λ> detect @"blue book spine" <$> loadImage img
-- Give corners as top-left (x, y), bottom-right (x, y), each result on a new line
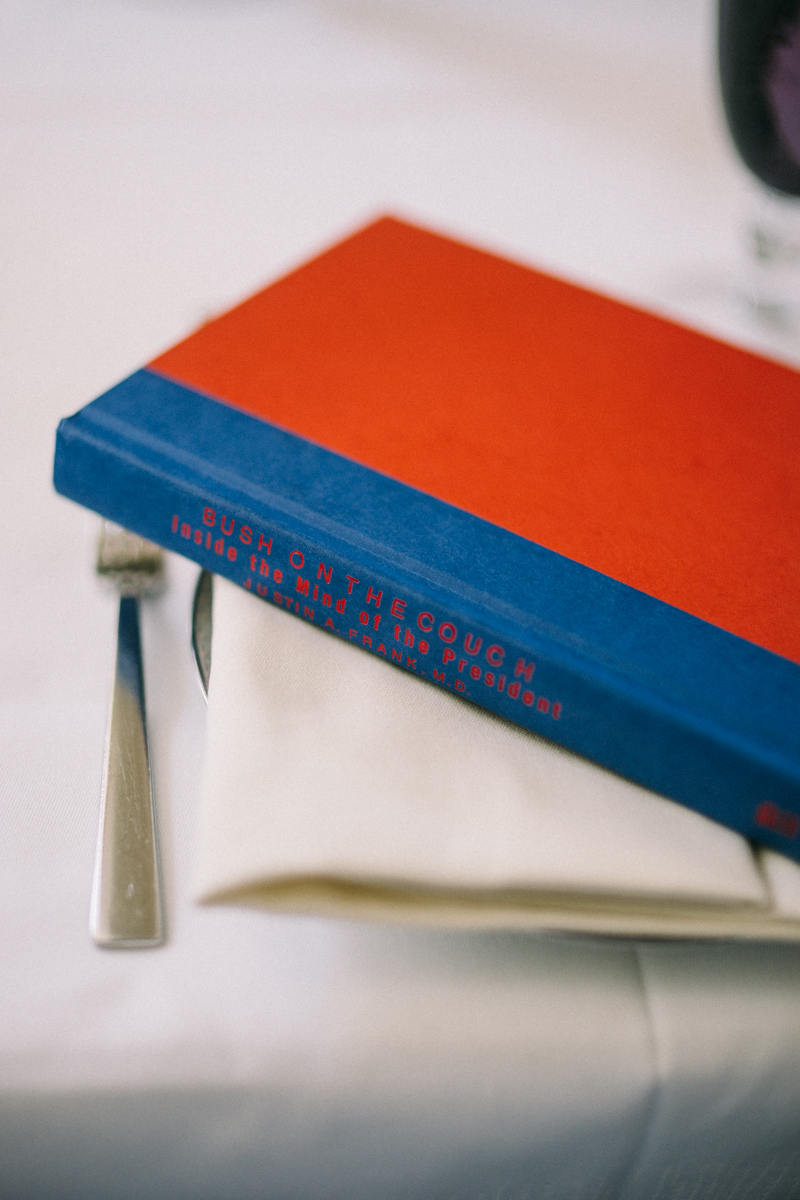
top-left (54, 369), bottom-right (800, 861)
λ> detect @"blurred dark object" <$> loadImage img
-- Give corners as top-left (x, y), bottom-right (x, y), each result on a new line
top-left (719, 0), bottom-right (800, 195)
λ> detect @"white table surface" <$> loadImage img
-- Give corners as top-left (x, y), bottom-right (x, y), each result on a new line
top-left (2, 2), bottom-right (800, 1197)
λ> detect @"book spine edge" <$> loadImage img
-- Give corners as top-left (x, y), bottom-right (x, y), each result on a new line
top-left (53, 416), bottom-right (800, 862)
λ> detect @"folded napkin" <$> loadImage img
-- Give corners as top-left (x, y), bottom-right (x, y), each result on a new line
top-left (194, 578), bottom-right (800, 938)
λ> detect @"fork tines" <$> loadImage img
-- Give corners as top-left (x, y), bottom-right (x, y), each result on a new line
top-left (96, 523), bottom-right (165, 597)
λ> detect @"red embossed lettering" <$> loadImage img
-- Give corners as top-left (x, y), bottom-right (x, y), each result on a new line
top-left (514, 658), bottom-right (535, 683)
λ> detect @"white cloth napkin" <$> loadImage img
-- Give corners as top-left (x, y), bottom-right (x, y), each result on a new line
top-left (194, 577), bottom-right (800, 938)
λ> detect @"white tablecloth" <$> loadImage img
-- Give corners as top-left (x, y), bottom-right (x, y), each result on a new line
top-left (2, 2), bottom-right (800, 1196)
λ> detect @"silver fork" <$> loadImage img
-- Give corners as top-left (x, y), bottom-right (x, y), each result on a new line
top-left (90, 523), bottom-right (166, 948)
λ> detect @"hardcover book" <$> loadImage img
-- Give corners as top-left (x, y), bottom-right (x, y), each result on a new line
top-left (53, 216), bottom-right (800, 860)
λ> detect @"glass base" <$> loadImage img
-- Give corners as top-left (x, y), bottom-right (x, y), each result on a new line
top-left (741, 184), bottom-right (800, 333)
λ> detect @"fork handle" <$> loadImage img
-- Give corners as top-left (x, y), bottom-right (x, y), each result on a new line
top-left (90, 596), bottom-right (164, 947)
